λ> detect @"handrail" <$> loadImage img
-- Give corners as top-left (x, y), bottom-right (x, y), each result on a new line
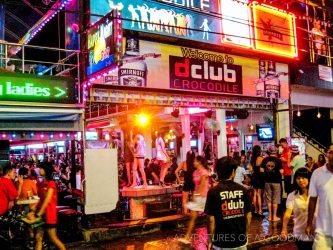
top-left (293, 125), bottom-right (326, 154)
top-left (0, 40), bottom-right (80, 78)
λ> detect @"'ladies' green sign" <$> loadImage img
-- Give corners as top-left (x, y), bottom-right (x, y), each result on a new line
top-left (0, 72), bottom-right (76, 104)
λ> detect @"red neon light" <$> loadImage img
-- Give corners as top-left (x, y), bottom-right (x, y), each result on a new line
top-left (252, 3), bottom-right (298, 58)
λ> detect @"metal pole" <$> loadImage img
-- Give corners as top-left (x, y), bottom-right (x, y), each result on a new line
top-left (0, 3), bottom-right (4, 68)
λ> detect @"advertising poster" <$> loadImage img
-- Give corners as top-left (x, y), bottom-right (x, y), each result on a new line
top-left (103, 39), bottom-right (289, 100)
top-left (252, 3), bottom-right (297, 58)
top-left (91, 0), bottom-right (231, 46)
top-left (86, 12), bottom-right (116, 76)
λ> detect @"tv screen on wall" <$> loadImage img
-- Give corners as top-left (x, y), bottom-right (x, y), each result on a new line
top-left (257, 125), bottom-right (274, 141)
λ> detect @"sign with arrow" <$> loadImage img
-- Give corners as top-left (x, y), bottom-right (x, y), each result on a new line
top-left (0, 72), bottom-right (76, 104)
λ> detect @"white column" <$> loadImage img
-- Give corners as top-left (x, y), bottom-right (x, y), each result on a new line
top-left (198, 129), bottom-right (205, 156)
top-left (181, 110), bottom-right (191, 161)
top-left (216, 109), bottom-right (227, 158)
top-left (276, 102), bottom-right (291, 141)
top-left (143, 124), bottom-right (152, 159)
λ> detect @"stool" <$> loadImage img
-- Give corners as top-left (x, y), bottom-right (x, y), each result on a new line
top-left (171, 193), bottom-right (183, 214)
top-left (58, 209), bottom-right (79, 241)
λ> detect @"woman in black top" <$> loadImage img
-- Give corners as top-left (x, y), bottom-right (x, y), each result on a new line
top-left (249, 145), bottom-right (264, 217)
top-left (175, 151), bottom-right (195, 215)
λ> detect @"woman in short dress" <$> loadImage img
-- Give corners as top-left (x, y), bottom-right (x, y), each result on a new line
top-left (249, 145), bottom-right (264, 217)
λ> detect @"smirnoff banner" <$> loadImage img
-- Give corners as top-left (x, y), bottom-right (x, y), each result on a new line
top-left (100, 39), bottom-right (289, 100)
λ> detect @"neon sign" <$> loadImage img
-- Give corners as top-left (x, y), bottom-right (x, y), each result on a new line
top-left (252, 3), bottom-right (298, 58)
top-left (0, 72), bottom-right (76, 104)
top-left (87, 11), bottom-right (119, 76)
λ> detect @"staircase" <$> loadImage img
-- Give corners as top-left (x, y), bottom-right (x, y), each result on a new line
top-left (293, 125), bottom-right (327, 156)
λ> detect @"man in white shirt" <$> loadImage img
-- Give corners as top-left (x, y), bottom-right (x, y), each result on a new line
top-left (306, 144), bottom-right (333, 250)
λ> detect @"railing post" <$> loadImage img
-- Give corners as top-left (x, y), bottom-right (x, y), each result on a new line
top-left (22, 45), bottom-right (25, 73)
top-left (4, 43), bottom-right (7, 70)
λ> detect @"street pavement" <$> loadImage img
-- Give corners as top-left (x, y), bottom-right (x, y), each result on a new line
top-left (66, 219), bottom-right (298, 250)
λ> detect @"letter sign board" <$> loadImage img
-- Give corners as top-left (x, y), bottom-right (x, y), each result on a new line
top-left (0, 72), bottom-right (76, 104)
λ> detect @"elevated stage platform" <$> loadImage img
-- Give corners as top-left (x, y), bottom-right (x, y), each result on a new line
top-left (121, 185), bottom-right (181, 220)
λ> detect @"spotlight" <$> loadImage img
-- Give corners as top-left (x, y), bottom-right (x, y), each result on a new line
top-left (317, 108), bottom-right (321, 119)
top-left (171, 108), bottom-right (179, 118)
top-left (205, 110), bottom-right (213, 118)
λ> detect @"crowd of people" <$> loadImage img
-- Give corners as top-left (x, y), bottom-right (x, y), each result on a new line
top-left (1, 136), bottom-right (333, 250)
top-left (121, 130), bottom-right (333, 250)
top-left (175, 140), bottom-right (333, 250)
top-left (0, 155), bottom-right (76, 250)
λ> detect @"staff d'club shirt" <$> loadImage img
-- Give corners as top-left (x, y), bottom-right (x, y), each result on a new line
top-left (205, 180), bottom-right (251, 248)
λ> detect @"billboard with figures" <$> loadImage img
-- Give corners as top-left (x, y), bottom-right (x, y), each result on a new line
top-left (90, 0), bottom-right (297, 58)
top-left (96, 38), bottom-right (289, 100)
top-left (91, 0), bottom-right (223, 45)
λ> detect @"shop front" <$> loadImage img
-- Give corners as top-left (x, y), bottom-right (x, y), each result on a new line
top-left (0, 71), bottom-right (83, 188)
top-left (82, 37), bottom-right (291, 218)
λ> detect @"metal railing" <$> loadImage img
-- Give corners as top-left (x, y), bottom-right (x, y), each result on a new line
top-left (293, 125), bottom-right (326, 154)
top-left (0, 40), bottom-right (80, 76)
top-left (0, 40), bottom-right (81, 102)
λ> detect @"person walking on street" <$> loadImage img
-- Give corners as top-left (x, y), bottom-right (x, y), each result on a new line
top-left (205, 156), bottom-right (252, 250)
top-left (281, 168), bottom-right (315, 250)
top-left (28, 162), bottom-right (66, 250)
top-left (175, 150), bottom-right (196, 215)
top-left (178, 156), bottom-right (210, 244)
top-left (306, 144), bottom-right (333, 250)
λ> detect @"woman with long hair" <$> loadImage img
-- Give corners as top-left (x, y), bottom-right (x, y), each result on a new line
top-left (130, 129), bottom-right (148, 188)
top-left (175, 150), bottom-right (195, 215)
top-left (249, 145), bottom-right (264, 217)
top-left (281, 168), bottom-right (315, 250)
top-left (28, 162), bottom-right (66, 250)
top-left (179, 156), bottom-right (210, 244)
top-left (317, 153), bottom-right (326, 168)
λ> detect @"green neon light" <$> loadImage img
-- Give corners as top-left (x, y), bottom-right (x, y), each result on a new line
top-left (54, 87), bottom-right (66, 98)
top-left (0, 82), bottom-right (67, 98)
top-left (0, 72), bottom-right (75, 104)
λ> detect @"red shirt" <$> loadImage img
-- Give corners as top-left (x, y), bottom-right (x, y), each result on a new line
top-left (281, 148), bottom-right (291, 176)
top-left (38, 180), bottom-right (58, 224)
top-left (0, 177), bottom-right (18, 215)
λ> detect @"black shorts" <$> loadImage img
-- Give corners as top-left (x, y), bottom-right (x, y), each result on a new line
top-left (45, 224), bottom-right (57, 229)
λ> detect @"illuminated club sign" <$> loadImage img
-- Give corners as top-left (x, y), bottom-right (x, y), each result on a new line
top-left (252, 3), bottom-right (298, 58)
top-left (87, 11), bottom-right (118, 76)
top-left (0, 72), bottom-right (76, 104)
top-left (91, 0), bottom-right (298, 58)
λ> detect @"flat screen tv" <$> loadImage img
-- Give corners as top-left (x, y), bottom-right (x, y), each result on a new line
top-left (257, 125), bottom-right (274, 141)
top-left (190, 140), bottom-right (197, 148)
